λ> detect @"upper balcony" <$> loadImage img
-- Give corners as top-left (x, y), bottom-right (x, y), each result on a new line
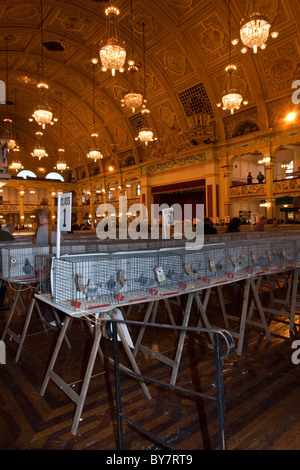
top-left (229, 177), bottom-right (300, 199)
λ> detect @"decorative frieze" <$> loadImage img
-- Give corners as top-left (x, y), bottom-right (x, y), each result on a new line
top-left (146, 153), bottom-right (206, 174)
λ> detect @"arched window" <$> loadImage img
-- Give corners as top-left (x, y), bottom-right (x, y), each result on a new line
top-left (17, 170), bottom-right (37, 179)
top-left (136, 184), bottom-right (141, 196)
top-left (45, 172), bottom-right (64, 182)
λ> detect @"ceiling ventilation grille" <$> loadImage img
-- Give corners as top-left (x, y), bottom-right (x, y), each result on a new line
top-left (179, 83), bottom-right (214, 118)
top-left (128, 112), bottom-right (145, 134)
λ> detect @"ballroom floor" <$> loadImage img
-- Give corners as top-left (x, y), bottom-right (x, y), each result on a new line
top-left (0, 278), bottom-right (300, 451)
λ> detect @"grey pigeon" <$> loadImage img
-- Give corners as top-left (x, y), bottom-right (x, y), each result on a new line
top-left (23, 258), bottom-right (35, 277)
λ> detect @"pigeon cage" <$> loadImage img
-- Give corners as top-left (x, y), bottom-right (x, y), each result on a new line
top-left (267, 237), bottom-right (296, 272)
top-left (225, 240), bottom-right (252, 280)
top-left (0, 244), bottom-right (50, 281)
top-left (294, 236), bottom-right (300, 268)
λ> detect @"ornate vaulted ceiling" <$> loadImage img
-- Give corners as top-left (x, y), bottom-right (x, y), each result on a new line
top-left (0, 0), bottom-right (299, 182)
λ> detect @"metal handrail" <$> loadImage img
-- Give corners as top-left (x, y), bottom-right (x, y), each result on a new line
top-left (110, 318), bottom-right (235, 451)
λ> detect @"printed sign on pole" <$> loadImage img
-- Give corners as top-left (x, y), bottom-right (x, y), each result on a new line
top-left (58, 192), bottom-right (72, 231)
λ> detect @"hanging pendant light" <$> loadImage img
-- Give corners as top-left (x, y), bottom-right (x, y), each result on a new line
top-left (232, 1), bottom-right (279, 54)
top-left (217, 0), bottom-right (247, 114)
top-left (135, 23), bottom-right (156, 145)
top-left (32, 131), bottom-right (46, 159)
top-left (87, 62), bottom-right (103, 162)
top-left (55, 92), bottom-right (67, 171)
top-left (99, 5), bottom-right (126, 76)
top-left (33, 0), bottom-right (53, 128)
top-left (10, 145), bottom-right (23, 171)
top-left (2, 37), bottom-right (16, 150)
top-left (121, 0), bottom-right (143, 112)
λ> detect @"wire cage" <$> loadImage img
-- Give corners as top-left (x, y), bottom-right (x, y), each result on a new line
top-left (268, 237), bottom-right (296, 271)
top-left (225, 240), bottom-right (252, 279)
top-left (35, 254), bottom-right (53, 294)
top-left (1, 244), bottom-right (50, 281)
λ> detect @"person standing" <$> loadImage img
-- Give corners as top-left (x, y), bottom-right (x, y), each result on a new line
top-left (0, 222), bottom-right (15, 241)
top-left (254, 216), bottom-right (267, 231)
top-left (247, 172), bottom-right (253, 184)
top-left (0, 223), bottom-right (15, 309)
top-left (34, 209), bottom-right (51, 244)
top-left (257, 171), bottom-right (265, 184)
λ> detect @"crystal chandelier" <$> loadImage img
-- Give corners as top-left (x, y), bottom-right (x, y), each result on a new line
top-left (87, 62), bottom-right (103, 162)
top-left (135, 23), bottom-right (157, 145)
top-left (232, 2), bottom-right (279, 54)
top-left (56, 148), bottom-right (67, 171)
top-left (99, 5), bottom-right (126, 76)
top-left (217, 1), bottom-right (247, 114)
top-left (121, 61), bottom-right (143, 112)
top-left (33, 82), bottom-right (53, 128)
top-left (9, 147), bottom-right (23, 172)
top-left (218, 65), bottom-right (247, 114)
top-left (33, 0), bottom-right (53, 128)
top-left (121, 1), bottom-right (143, 112)
top-left (55, 92), bottom-right (67, 171)
top-left (32, 131), bottom-right (46, 159)
top-left (2, 118), bottom-right (16, 149)
top-left (2, 38), bottom-right (16, 150)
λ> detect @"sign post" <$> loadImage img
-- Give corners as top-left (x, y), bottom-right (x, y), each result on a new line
top-left (56, 192), bottom-right (72, 258)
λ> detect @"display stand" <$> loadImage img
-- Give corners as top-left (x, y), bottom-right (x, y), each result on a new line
top-left (36, 293), bottom-right (151, 435)
top-left (0, 279), bottom-right (68, 363)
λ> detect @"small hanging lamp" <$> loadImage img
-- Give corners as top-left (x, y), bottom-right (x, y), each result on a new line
top-left (87, 62), bottom-right (103, 162)
top-left (32, 131), bottom-right (47, 159)
top-left (33, 0), bottom-right (53, 128)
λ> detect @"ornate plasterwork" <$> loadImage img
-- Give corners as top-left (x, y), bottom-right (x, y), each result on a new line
top-left (260, 40), bottom-right (300, 98)
top-left (191, 13), bottom-right (228, 64)
top-left (230, 183), bottom-right (266, 198)
top-left (146, 153), bottom-right (206, 174)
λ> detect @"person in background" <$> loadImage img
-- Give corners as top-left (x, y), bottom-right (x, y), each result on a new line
top-left (271, 217), bottom-right (279, 230)
top-left (247, 172), bottom-right (253, 184)
top-left (254, 216), bottom-right (267, 232)
top-left (34, 209), bottom-right (51, 244)
top-left (0, 223), bottom-right (15, 309)
top-left (257, 171), bottom-right (265, 184)
top-left (226, 217), bottom-right (241, 233)
top-left (0, 222), bottom-right (15, 241)
top-left (204, 217), bottom-right (218, 234)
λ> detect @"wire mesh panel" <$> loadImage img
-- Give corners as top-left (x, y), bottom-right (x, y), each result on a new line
top-left (35, 254), bottom-right (53, 294)
top-left (268, 238), bottom-right (296, 271)
top-left (225, 241), bottom-right (251, 279)
top-left (1, 244), bottom-right (49, 281)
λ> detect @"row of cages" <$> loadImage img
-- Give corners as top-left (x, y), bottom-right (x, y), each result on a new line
top-left (1, 237), bottom-right (299, 312)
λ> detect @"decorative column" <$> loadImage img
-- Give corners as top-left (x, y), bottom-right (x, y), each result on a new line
top-left (19, 187), bottom-right (25, 226)
top-left (50, 188), bottom-right (56, 222)
top-left (264, 156), bottom-right (275, 219)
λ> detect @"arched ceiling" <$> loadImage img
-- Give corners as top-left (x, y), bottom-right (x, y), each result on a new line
top-left (0, 0), bottom-right (299, 181)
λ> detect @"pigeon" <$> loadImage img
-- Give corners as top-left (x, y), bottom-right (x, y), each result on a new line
top-left (106, 276), bottom-right (116, 292)
top-left (23, 258), bottom-right (35, 277)
top-left (84, 280), bottom-right (102, 300)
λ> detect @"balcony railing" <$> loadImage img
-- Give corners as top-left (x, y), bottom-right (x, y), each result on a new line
top-left (230, 177), bottom-right (300, 199)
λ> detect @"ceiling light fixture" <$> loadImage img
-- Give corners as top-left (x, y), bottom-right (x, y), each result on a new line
top-left (99, 5), bottom-right (126, 76)
top-left (232, 1), bottom-right (279, 54)
top-left (2, 37), bottom-right (16, 150)
top-left (121, 0), bottom-right (143, 113)
top-left (32, 131), bottom-right (47, 160)
top-left (217, 1), bottom-right (247, 114)
top-left (87, 62), bottom-right (103, 162)
top-left (55, 92), bottom-right (67, 171)
top-left (135, 23), bottom-right (157, 145)
top-left (33, 0), bottom-right (53, 128)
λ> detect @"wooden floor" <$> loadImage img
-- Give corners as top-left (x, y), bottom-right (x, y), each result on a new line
top-left (0, 279), bottom-right (300, 451)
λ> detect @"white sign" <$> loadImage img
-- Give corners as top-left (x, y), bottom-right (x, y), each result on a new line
top-left (58, 192), bottom-right (72, 231)
top-left (162, 208), bottom-right (174, 238)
